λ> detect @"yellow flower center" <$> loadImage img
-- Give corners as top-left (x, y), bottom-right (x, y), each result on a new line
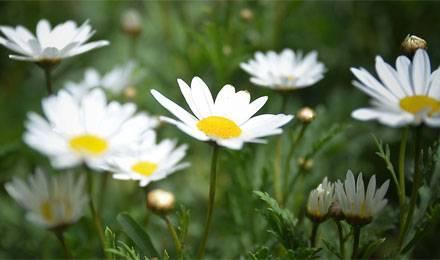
top-left (399, 95), bottom-right (440, 115)
top-left (197, 116), bottom-right (241, 139)
top-left (69, 134), bottom-right (108, 156)
top-left (40, 201), bottom-right (53, 221)
top-left (131, 161), bottom-right (158, 176)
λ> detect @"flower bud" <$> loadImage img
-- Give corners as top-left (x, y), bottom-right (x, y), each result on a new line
top-left (401, 34), bottom-right (427, 55)
top-left (297, 107), bottom-right (316, 124)
top-left (240, 8), bottom-right (254, 22)
top-left (297, 157), bottom-right (313, 171)
top-left (123, 86), bottom-right (137, 99)
top-left (146, 189), bottom-right (175, 215)
top-left (121, 9), bottom-right (143, 38)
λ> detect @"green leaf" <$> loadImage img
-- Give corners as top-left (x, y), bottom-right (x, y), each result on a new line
top-left (117, 212), bottom-right (159, 257)
top-left (372, 135), bottom-right (400, 193)
top-left (360, 237), bottom-right (386, 259)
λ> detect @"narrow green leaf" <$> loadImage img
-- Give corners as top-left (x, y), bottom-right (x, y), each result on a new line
top-left (117, 212), bottom-right (159, 257)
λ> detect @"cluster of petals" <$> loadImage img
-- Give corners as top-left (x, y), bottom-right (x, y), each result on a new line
top-left (0, 19), bottom-right (108, 62)
top-left (151, 76), bottom-right (293, 150)
top-left (5, 169), bottom-right (88, 228)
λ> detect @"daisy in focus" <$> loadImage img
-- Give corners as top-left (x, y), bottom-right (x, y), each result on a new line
top-left (66, 62), bottom-right (137, 98)
top-left (306, 177), bottom-right (334, 223)
top-left (335, 170), bottom-right (389, 225)
top-left (5, 169), bottom-right (88, 229)
top-left (105, 131), bottom-right (189, 187)
top-left (151, 76), bottom-right (293, 150)
top-left (24, 88), bottom-right (158, 170)
top-left (0, 19), bottom-right (109, 64)
top-left (351, 49), bottom-right (440, 127)
top-left (240, 49), bottom-right (326, 91)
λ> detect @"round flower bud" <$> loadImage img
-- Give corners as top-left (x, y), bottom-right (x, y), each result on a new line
top-left (124, 86), bottom-right (137, 99)
top-left (297, 107), bottom-right (316, 124)
top-left (121, 9), bottom-right (143, 38)
top-left (240, 8), bottom-right (254, 21)
top-left (401, 34), bottom-right (427, 55)
top-left (298, 157), bottom-right (313, 171)
top-left (146, 189), bottom-right (175, 215)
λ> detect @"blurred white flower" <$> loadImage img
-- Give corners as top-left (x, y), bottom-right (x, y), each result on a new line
top-left (335, 170), bottom-right (389, 225)
top-left (0, 19), bottom-right (109, 63)
top-left (24, 89), bottom-right (158, 170)
top-left (351, 49), bottom-right (440, 127)
top-left (105, 131), bottom-right (189, 187)
top-left (66, 62), bottom-right (136, 98)
top-left (306, 177), bottom-right (334, 223)
top-left (5, 169), bottom-right (88, 229)
top-left (151, 77), bottom-right (293, 150)
top-left (240, 49), bottom-right (326, 90)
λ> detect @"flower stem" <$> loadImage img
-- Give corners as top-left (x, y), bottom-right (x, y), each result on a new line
top-left (86, 168), bottom-right (110, 259)
top-left (400, 126), bottom-right (423, 249)
top-left (352, 225), bottom-right (361, 259)
top-left (54, 229), bottom-right (72, 259)
top-left (273, 94), bottom-right (289, 203)
top-left (310, 222), bottom-right (319, 247)
top-left (398, 127), bottom-right (409, 243)
top-left (43, 67), bottom-right (53, 95)
top-left (335, 220), bottom-right (345, 260)
top-left (162, 215), bottom-right (182, 257)
top-left (281, 123), bottom-right (309, 205)
top-left (197, 144), bottom-right (220, 259)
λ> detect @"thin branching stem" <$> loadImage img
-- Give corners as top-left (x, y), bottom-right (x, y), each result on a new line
top-left (310, 222), bottom-right (319, 247)
top-left (85, 166), bottom-right (110, 260)
top-left (400, 126), bottom-right (423, 248)
top-left (335, 220), bottom-right (345, 259)
top-left (43, 67), bottom-right (53, 95)
top-left (281, 122), bottom-right (309, 205)
top-left (54, 229), bottom-right (72, 259)
top-left (162, 215), bottom-right (182, 258)
top-left (351, 225), bottom-right (361, 259)
top-left (398, 127), bottom-right (409, 240)
top-left (274, 94), bottom-right (289, 203)
top-left (197, 144), bottom-right (220, 259)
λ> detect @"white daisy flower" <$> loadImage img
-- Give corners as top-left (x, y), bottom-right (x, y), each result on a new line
top-left (0, 19), bottom-right (109, 63)
top-left (306, 177), bottom-right (334, 223)
top-left (240, 49), bottom-right (326, 90)
top-left (151, 76), bottom-right (293, 150)
top-left (66, 62), bottom-right (136, 98)
top-left (335, 170), bottom-right (389, 225)
top-left (351, 49), bottom-right (440, 127)
top-left (105, 131), bottom-right (189, 187)
top-left (5, 169), bottom-right (88, 229)
top-left (24, 88), bottom-right (158, 170)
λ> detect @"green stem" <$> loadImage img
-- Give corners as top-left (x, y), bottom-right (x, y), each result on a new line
top-left (273, 94), bottom-right (289, 203)
top-left (336, 220), bottom-right (345, 260)
top-left (281, 123), bottom-right (309, 205)
top-left (162, 216), bottom-right (182, 257)
top-left (197, 144), bottom-right (220, 259)
top-left (398, 127), bottom-right (409, 243)
top-left (43, 67), bottom-right (53, 95)
top-left (352, 225), bottom-right (361, 259)
top-left (310, 222), bottom-right (319, 247)
top-left (400, 126), bottom-right (423, 249)
top-left (54, 229), bottom-right (72, 259)
top-left (86, 167), bottom-right (110, 259)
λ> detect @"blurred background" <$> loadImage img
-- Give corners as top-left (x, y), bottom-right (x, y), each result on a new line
top-left (1, 1), bottom-right (440, 258)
